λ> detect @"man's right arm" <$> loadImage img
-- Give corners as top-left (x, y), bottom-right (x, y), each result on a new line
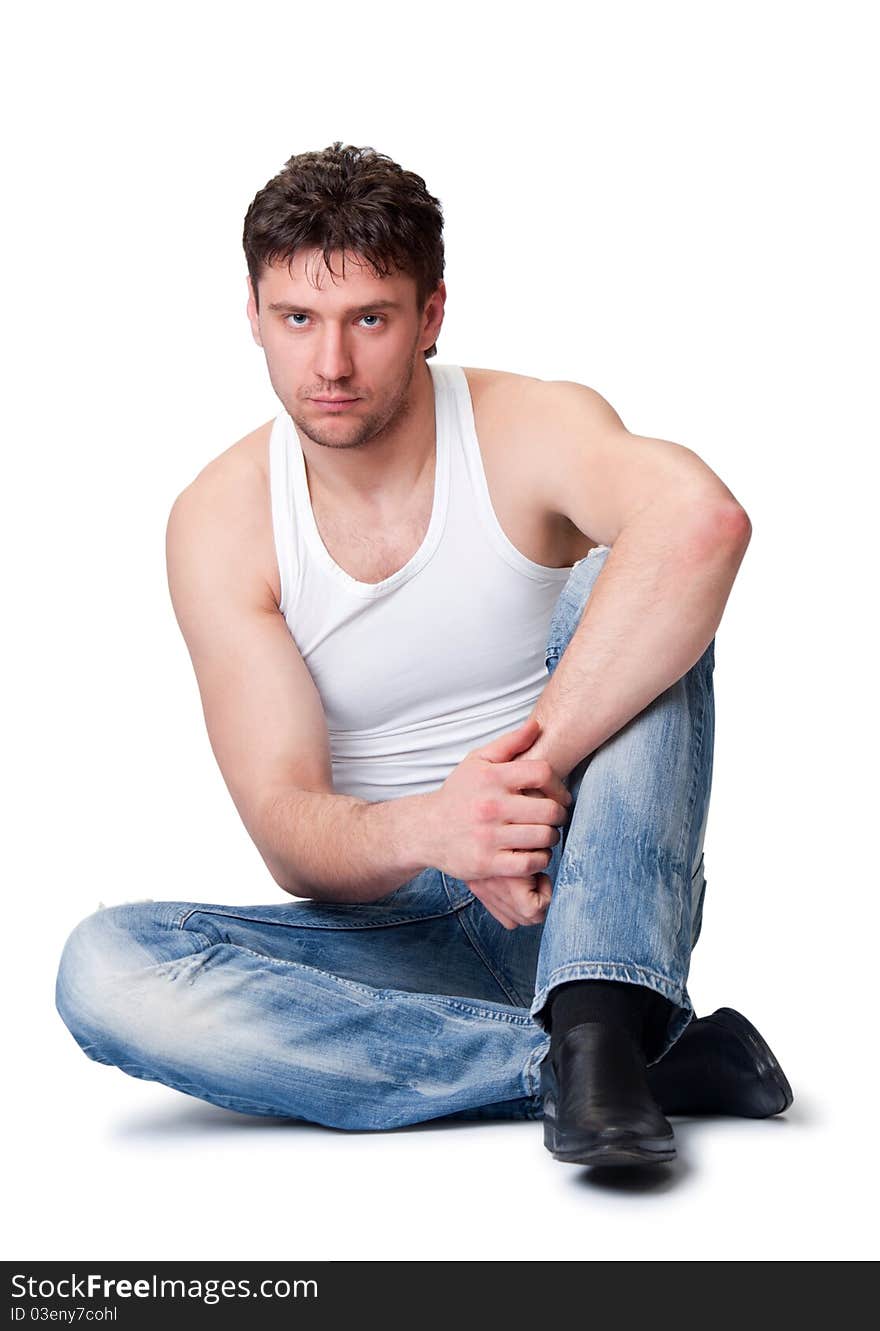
top-left (165, 458), bottom-right (436, 903)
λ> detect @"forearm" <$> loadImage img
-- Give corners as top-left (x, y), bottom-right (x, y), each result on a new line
top-left (256, 786), bottom-right (435, 903)
top-left (525, 500), bottom-right (750, 779)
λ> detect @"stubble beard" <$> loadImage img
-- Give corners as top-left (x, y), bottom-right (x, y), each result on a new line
top-left (284, 344), bottom-right (422, 452)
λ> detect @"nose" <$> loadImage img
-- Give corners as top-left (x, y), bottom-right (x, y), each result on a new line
top-left (312, 324), bottom-right (354, 385)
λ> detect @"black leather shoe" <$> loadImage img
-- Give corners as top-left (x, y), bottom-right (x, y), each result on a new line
top-left (646, 1007), bottom-right (794, 1118)
top-left (541, 1022), bottom-right (676, 1167)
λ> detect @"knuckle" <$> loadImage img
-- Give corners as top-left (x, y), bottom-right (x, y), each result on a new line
top-left (474, 797), bottom-right (499, 821)
top-left (538, 760), bottom-right (554, 784)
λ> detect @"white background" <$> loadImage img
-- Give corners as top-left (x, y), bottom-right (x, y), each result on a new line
top-left (3, 0), bottom-right (877, 1262)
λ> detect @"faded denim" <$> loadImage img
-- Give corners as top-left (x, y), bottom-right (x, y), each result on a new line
top-left (55, 545), bottom-right (714, 1131)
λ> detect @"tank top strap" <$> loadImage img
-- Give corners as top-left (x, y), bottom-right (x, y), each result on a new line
top-left (444, 365), bottom-right (571, 584)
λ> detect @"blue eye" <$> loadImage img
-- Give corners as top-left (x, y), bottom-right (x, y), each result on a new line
top-left (284, 313), bottom-right (385, 328)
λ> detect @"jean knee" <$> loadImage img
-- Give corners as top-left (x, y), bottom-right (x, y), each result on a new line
top-left (56, 907), bottom-right (127, 1045)
top-left (55, 902), bottom-right (188, 1052)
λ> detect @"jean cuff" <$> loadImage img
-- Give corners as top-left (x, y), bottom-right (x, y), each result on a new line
top-left (529, 962), bottom-right (694, 1066)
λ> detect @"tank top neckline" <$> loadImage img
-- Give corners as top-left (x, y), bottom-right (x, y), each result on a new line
top-left (283, 361), bottom-right (452, 601)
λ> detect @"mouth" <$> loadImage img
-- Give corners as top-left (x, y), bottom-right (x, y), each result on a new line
top-left (310, 396), bottom-right (361, 411)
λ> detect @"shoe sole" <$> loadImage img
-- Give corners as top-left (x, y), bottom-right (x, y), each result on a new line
top-left (544, 1117), bottom-right (676, 1167)
top-left (709, 1007), bottom-right (795, 1116)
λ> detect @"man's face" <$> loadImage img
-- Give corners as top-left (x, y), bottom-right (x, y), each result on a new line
top-left (246, 248), bottom-right (445, 451)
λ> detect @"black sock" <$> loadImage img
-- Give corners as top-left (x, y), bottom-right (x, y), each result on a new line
top-left (547, 979), bottom-right (673, 1062)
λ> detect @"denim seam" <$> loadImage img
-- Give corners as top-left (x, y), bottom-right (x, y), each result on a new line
top-left (174, 901), bottom-right (471, 933)
top-left (404, 993), bottom-right (537, 1025)
top-left (210, 944), bottom-right (411, 999)
top-left (671, 663), bottom-right (708, 953)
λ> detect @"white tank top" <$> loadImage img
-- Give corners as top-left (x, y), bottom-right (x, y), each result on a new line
top-left (268, 361), bottom-right (574, 803)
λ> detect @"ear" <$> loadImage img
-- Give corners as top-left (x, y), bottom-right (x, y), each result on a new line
top-left (421, 280), bottom-right (446, 352)
top-left (246, 275), bottom-right (264, 348)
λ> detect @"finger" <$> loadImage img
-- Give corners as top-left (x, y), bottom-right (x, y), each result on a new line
top-left (505, 759), bottom-right (572, 807)
top-left (475, 717), bottom-right (540, 764)
top-left (534, 873), bottom-right (554, 907)
top-left (505, 793), bottom-right (570, 826)
top-left (469, 873), bottom-right (551, 930)
top-left (511, 904), bottom-right (547, 928)
top-left (491, 848), bottom-right (555, 878)
top-left (468, 886), bottom-right (519, 931)
top-left (494, 821), bottom-right (561, 852)
top-left (510, 880), bottom-right (552, 925)
top-left (531, 878), bottom-right (553, 919)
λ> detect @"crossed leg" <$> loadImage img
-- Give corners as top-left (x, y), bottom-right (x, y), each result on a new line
top-left (55, 873), bottom-right (551, 1130)
top-left (56, 547), bottom-right (721, 1132)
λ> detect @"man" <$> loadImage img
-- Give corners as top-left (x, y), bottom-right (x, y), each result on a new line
top-left (55, 141), bottom-right (792, 1169)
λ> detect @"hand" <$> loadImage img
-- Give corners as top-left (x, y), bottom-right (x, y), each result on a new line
top-left (465, 868), bottom-right (554, 931)
top-left (464, 719), bottom-right (567, 929)
top-left (424, 716), bottom-right (572, 925)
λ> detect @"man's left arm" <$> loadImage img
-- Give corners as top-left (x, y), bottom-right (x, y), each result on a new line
top-left (519, 380), bottom-right (752, 780)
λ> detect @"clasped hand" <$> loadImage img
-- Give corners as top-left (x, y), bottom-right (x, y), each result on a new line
top-left (426, 716), bottom-right (572, 931)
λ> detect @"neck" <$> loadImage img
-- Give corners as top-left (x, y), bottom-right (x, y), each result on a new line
top-left (293, 358), bottom-right (437, 511)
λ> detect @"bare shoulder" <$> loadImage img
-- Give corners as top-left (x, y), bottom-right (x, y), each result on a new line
top-left (460, 364), bottom-right (542, 414)
top-left (168, 417), bottom-right (281, 610)
top-left (184, 416), bottom-right (276, 490)
top-left (460, 366), bottom-right (610, 562)
top-left (462, 364), bottom-right (621, 431)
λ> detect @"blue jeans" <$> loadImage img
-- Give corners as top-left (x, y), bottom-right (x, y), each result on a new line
top-left (55, 545), bottom-right (714, 1131)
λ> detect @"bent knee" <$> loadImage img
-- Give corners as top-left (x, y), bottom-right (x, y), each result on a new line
top-left (54, 901), bottom-right (192, 1047)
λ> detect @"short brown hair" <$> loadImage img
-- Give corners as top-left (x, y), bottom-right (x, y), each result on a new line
top-left (243, 141), bottom-right (446, 359)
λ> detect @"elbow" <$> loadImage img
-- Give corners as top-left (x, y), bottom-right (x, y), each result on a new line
top-left (691, 501), bottom-right (752, 560)
top-left (270, 861), bottom-right (308, 898)
top-left (255, 844), bottom-right (302, 898)
top-left (725, 504), bottom-right (752, 545)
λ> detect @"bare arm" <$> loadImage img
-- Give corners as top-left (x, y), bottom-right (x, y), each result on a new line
top-left (258, 787), bottom-right (434, 902)
top-left (517, 378), bottom-right (752, 777)
top-left (165, 457), bottom-right (434, 902)
top-left (525, 507), bottom-right (750, 778)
